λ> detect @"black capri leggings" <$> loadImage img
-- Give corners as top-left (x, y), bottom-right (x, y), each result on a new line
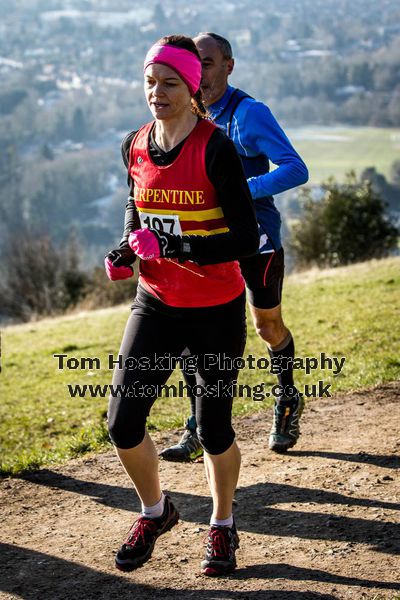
top-left (108, 284), bottom-right (246, 455)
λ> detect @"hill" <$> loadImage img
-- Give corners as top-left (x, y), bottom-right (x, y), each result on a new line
top-left (1, 256), bottom-right (399, 475)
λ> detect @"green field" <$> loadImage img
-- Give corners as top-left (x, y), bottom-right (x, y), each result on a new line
top-left (1, 257), bottom-right (400, 476)
top-left (286, 126), bottom-right (400, 184)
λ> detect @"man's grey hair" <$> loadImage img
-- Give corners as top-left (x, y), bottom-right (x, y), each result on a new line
top-left (195, 32), bottom-right (233, 60)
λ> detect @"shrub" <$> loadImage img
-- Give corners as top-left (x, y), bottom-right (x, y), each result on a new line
top-left (0, 233), bottom-right (89, 321)
top-left (290, 172), bottom-right (399, 268)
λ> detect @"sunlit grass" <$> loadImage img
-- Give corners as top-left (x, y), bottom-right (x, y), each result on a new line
top-left (287, 126), bottom-right (400, 184)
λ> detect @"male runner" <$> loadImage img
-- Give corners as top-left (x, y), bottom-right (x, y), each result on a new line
top-left (159, 32), bottom-right (309, 460)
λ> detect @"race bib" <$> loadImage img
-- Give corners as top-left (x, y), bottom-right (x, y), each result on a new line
top-left (139, 212), bottom-right (182, 235)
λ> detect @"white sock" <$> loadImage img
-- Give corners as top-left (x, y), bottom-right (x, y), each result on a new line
top-left (141, 492), bottom-right (165, 519)
top-left (210, 514), bottom-right (233, 528)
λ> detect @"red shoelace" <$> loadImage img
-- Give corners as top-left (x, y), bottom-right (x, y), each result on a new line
top-left (206, 527), bottom-right (231, 559)
top-left (125, 517), bottom-right (157, 547)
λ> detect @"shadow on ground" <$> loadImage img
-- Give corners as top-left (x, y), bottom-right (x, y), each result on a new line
top-left (17, 471), bottom-right (400, 555)
top-left (3, 542), bottom-right (399, 600)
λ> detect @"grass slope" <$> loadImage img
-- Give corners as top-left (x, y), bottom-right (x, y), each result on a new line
top-left (1, 257), bottom-right (399, 475)
top-left (287, 127), bottom-right (400, 184)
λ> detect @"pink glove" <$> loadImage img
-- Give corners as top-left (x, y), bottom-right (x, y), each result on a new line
top-left (104, 257), bottom-right (133, 281)
top-left (128, 229), bottom-right (161, 260)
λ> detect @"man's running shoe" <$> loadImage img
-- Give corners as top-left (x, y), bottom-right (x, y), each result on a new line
top-left (269, 392), bottom-right (305, 453)
top-left (115, 495), bottom-right (179, 571)
top-left (201, 520), bottom-right (239, 576)
top-left (159, 416), bottom-right (204, 462)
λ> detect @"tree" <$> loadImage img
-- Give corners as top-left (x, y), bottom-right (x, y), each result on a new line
top-left (0, 233), bottom-right (89, 321)
top-left (390, 160), bottom-right (400, 187)
top-left (71, 107), bottom-right (87, 142)
top-left (153, 3), bottom-right (168, 28)
top-left (290, 172), bottom-right (399, 268)
top-left (361, 166), bottom-right (400, 214)
top-left (41, 143), bottom-right (54, 161)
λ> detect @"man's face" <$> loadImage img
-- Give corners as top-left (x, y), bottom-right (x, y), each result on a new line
top-left (194, 35), bottom-right (234, 106)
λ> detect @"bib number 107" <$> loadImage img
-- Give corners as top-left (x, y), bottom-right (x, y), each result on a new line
top-left (140, 213), bottom-right (182, 235)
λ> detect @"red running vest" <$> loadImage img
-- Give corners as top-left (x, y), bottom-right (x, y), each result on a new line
top-left (128, 119), bottom-right (244, 307)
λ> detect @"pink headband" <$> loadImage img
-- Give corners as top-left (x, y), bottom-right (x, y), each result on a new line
top-left (144, 44), bottom-right (202, 96)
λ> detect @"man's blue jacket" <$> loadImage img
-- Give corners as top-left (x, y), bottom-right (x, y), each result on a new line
top-left (208, 85), bottom-right (309, 253)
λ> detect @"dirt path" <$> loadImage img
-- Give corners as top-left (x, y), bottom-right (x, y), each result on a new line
top-left (1, 382), bottom-right (399, 600)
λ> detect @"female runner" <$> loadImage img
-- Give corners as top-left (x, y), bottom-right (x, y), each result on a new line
top-left (105, 34), bottom-right (258, 576)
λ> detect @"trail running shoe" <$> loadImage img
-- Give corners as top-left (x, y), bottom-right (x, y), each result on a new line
top-left (269, 392), bottom-right (305, 453)
top-left (201, 520), bottom-right (240, 576)
top-left (159, 417), bottom-right (204, 462)
top-left (115, 495), bottom-right (179, 571)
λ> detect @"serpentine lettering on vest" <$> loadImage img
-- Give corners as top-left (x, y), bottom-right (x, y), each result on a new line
top-left (134, 188), bottom-right (205, 205)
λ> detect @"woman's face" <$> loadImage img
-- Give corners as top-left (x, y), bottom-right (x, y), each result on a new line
top-left (144, 63), bottom-right (192, 121)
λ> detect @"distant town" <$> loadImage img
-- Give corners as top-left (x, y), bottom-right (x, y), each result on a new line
top-left (0, 0), bottom-right (399, 283)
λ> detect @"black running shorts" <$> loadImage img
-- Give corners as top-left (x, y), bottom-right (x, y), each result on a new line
top-left (107, 285), bottom-right (246, 454)
top-left (239, 248), bottom-right (285, 309)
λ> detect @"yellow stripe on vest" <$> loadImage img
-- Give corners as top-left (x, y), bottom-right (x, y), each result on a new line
top-left (136, 206), bottom-right (224, 221)
top-left (184, 227), bottom-right (229, 235)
